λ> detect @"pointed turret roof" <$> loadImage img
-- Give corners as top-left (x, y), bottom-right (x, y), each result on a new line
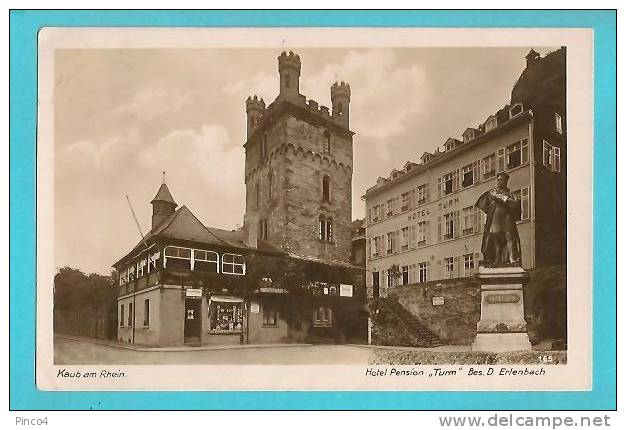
top-left (151, 183), bottom-right (177, 206)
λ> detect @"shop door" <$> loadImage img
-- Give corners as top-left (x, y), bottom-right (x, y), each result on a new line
top-left (184, 298), bottom-right (201, 342)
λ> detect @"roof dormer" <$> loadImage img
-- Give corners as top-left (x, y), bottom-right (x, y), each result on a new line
top-left (484, 115), bottom-right (498, 133)
top-left (444, 138), bottom-right (461, 152)
top-left (420, 151), bottom-right (433, 164)
top-left (509, 103), bottom-right (524, 119)
top-left (462, 128), bottom-right (478, 143)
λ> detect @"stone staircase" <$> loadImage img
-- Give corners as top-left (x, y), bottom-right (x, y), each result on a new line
top-left (374, 298), bottom-right (445, 347)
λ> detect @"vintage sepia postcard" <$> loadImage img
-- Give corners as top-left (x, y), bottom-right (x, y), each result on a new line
top-left (10, 11), bottom-right (613, 409)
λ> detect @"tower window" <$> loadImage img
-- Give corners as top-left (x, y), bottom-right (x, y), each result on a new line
top-left (337, 102), bottom-right (343, 116)
top-left (322, 175), bottom-right (330, 202)
top-left (260, 135), bottom-right (267, 160)
top-left (268, 171), bottom-right (274, 200)
top-left (319, 215), bottom-right (333, 242)
top-left (284, 74), bottom-right (290, 89)
top-left (323, 131), bottom-right (331, 153)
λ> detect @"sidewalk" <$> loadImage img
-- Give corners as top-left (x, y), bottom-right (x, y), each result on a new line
top-left (55, 334), bottom-right (313, 352)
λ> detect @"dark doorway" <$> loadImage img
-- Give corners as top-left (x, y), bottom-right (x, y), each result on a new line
top-left (184, 298), bottom-right (201, 344)
top-left (372, 271), bottom-right (380, 298)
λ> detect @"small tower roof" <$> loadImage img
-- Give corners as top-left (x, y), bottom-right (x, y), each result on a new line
top-left (525, 48), bottom-right (540, 59)
top-left (151, 183), bottom-right (177, 206)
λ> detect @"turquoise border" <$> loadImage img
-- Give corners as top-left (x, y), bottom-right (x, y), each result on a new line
top-left (9, 10), bottom-right (616, 410)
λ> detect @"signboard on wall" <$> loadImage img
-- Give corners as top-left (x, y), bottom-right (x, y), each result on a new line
top-left (340, 284), bottom-right (354, 297)
top-left (250, 302), bottom-right (260, 313)
top-left (432, 296), bottom-right (445, 306)
top-left (185, 288), bottom-right (203, 298)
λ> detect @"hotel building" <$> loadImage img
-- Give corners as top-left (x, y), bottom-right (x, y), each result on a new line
top-left (363, 48), bottom-right (566, 297)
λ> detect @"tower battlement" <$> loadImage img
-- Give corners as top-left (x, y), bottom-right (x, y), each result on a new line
top-left (246, 95), bottom-right (266, 112)
top-left (278, 50), bottom-right (302, 73)
top-left (331, 81), bottom-right (351, 99)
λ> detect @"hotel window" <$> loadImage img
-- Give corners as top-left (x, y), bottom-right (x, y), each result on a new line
top-left (553, 147), bottom-right (561, 172)
top-left (417, 221), bottom-right (427, 246)
top-left (408, 224), bottom-right (417, 248)
top-left (143, 299), bottom-right (150, 328)
top-left (543, 140), bottom-right (553, 168)
top-left (497, 148), bottom-right (506, 172)
top-left (262, 307), bottom-right (278, 326)
top-left (462, 206), bottom-right (474, 235)
top-left (193, 249), bottom-right (219, 273)
top-left (372, 237), bottom-right (380, 258)
top-left (444, 140), bottom-right (455, 151)
top-left (387, 270), bottom-right (397, 288)
top-left (372, 204), bottom-right (381, 222)
top-left (443, 257), bottom-right (455, 279)
top-left (386, 198), bottom-right (395, 217)
top-left (127, 265), bottom-right (135, 281)
top-left (322, 175), bottom-right (330, 202)
top-left (127, 303), bottom-right (133, 327)
top-left (462, 164), bottom-right (474, 188)
top-left (313, 306), bottom-right (332, 327)
top-left (386, 232), bottom-right (395, 254)
top-left (401, 227), bottom-right (409, 251)
top-left (506, 138), bottom-right (528, 169)
top-left (401, 191), bottom-right (411, 211)
top-left (514, 187), bottom-right (531, 221)
top-left (120, 304), bottom-right (124, 327)
top-left (401, 265), bottom-right (409, 285)
top-left (323, 131), bottom-right (331, 153)
top-left (416, 184), bottom-right (428, 205)
top-left (485, 117), bottom-right (497, 132)
top-left (222, 253), bottom-right (245, 275)
top-left (440, 211), bottom-right (459, 240)
top-left (472, 160), bottom-right (481, 184)
top-left (418, 262), bottom-right (429, 283)
top-left (268, 171), bottom-right (274, 200)
top-left (164, 246), bottom-right (192, 270)
top-left (483, 153), bottom-right (496, 179)
top-left (555, 112), bottom-right (563, 134)
top-left (442, 171), bottom-right (457, 195)
top-left (463, 253), bottom-right (477, 277)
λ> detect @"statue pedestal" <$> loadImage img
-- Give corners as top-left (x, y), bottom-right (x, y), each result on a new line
top-left (471, 266), bottom-right (532, 352)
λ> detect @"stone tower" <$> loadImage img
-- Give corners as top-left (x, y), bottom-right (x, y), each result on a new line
top-left (243, 51), bottom-right (354, 264)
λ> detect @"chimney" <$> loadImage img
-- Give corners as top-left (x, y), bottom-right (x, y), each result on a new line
top-left (245, 213), bottom-right (258, 249)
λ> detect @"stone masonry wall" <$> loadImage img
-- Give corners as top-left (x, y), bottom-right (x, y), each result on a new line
top-left (387, 278), bottom-right (481, 345)
top-left (281, 116), bottom-right (353, 263)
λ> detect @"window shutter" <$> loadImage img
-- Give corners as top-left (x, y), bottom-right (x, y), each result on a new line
top-left (474, 252), bottom-right (481, 268)
top-left (437, 216), bottom-right (442, 242)
top-left (454, 211), bottom-right (460, 238)
top-left (437, 177), bottom-right (442, 198)
top-left (439, 259), bottom-right (444, 279)
top-left (454, 256), bottom-right (460, 278)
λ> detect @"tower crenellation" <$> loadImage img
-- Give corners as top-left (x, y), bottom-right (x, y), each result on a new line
top-left (246, 95), bottom-right (265, 139)
top-left (278, 51), bottom-right (302, 98)
top-left (331, 81), bottom-right (351, 128)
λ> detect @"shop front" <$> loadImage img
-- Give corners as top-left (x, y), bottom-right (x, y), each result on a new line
top-left (204, 294), bottom-right (245, 345)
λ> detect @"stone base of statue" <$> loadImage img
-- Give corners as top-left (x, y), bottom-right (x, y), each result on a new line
top-left (471, 265), bottom-right (532, 352)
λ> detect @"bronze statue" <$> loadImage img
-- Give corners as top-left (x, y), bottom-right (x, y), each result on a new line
top-left (475, 172), bottom-right (521, 267)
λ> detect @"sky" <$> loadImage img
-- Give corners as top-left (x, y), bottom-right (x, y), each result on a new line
top-left (54, 46), bottom-right (555, 274)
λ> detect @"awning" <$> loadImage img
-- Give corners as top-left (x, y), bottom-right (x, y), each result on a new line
top-left (209, 295), bottom-right (244, 304)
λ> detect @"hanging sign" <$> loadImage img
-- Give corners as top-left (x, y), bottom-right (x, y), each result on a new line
top-left (250, 302), bottom-right (260, 313)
